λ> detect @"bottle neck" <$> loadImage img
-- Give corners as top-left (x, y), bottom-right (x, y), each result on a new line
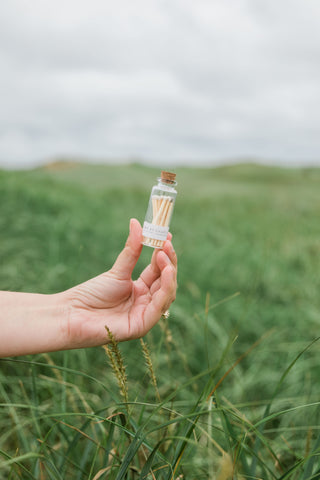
top-left (157, 178), bottom-right (177, 190)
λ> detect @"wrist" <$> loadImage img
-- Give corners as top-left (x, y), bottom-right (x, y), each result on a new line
top-left (24, 292), bottom-right (71, 355)
top-left (48, 291), bottom-right (72, 351)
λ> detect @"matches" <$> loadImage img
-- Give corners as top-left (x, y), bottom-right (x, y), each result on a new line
top-left (142, 171), bottom-right (177, 249)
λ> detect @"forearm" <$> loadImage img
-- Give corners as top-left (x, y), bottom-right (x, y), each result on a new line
top-left (0, 291), bottom-right (70, 357)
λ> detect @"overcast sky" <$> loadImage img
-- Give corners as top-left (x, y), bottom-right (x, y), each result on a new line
top-left (1, 0), bottom-right (320, 168)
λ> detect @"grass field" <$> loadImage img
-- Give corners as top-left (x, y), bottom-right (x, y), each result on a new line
top-left (0, 161), bottom-right (320, 479)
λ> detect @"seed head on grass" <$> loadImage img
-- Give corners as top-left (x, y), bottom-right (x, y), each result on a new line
top-left (103, 326), bottom-right (129, 407)
top-left (140, 338), bottom-right (161, 403)
top-left (217, 453), bottom-right (233, 480)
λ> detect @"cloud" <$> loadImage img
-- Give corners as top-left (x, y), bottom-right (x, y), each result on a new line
top-left (0, 0), bottom-right (320, 167)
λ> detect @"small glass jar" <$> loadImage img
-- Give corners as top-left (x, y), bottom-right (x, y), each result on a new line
top-left (142, 171), bottom-right (177, 249)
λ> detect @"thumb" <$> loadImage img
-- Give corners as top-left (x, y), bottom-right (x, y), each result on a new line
top-left (110, 218), bottom-right (143, 280)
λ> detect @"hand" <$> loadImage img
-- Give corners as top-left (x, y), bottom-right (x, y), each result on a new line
top-left (64, 218), bottom-right (177, 348)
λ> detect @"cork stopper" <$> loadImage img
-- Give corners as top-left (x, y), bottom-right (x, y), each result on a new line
top-left (161, 171), bottom-right (176, 184)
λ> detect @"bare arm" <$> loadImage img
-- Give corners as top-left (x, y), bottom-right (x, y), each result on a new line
top-left (0, 291), bottom-right (70, 356)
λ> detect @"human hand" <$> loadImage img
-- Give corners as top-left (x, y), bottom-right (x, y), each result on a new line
top-left (63, 218), bottom-right (177, 349)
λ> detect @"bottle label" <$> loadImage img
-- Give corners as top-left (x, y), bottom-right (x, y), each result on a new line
top-left (142, 221), bottom-right (169, 241)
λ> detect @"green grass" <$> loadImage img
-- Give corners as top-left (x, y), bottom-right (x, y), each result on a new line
top-left (0, 161), bottom-right (320, 478)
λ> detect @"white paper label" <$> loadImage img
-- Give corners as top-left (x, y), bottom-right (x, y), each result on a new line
top-left (142, 221), bottom-right (169, 241)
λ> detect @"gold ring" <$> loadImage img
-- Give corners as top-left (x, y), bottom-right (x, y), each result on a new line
top-left (162, 310), bottom-right (170, 319)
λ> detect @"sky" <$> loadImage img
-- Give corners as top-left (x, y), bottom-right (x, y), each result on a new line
top-left (0, 0), bottom-right (320, 169)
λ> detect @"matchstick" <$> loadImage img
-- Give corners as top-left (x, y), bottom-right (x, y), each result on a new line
top-left (152, 196), bottom-right (156, 220)
top-left (156, 197), bottom-right (171, 247)
top-left (152, 196), bottom-right (166, 225)
top-left (142, 171), bottom-right (177, 249)
top-left (164, 201), bottom-right (173, 227)
top-left (154, 196), bottom-right (172, 247)
top-left (144, 195), bottom-right (175, 248)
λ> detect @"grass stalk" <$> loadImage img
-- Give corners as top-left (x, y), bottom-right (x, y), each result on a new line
top-left (103, 327), bottom-right (129, 409)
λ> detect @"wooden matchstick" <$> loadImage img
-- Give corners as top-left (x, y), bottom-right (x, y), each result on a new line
top-left (152, 196), bottom-right (156, 220)
top-left (145, 195), bottom-right (174, 248)
top-left (153, 196), bottom-right (166, 225)
top-left (164, 201), bottom-right (173, 227)
top-left (158, 197), bottom-right (170, 226)
top-left (156, 197), bottom-right (171, 246)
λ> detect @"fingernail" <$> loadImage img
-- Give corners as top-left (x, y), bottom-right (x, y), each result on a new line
top-left (129, 218), bottom-right (134, 234)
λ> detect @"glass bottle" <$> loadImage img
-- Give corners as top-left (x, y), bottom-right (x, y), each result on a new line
top-left (142, 171), bottom-right (177, 249)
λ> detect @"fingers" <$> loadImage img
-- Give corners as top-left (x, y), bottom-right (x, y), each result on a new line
top-left (139, 238), bottom-right (177, 289)
top-left (154, 247), bottom-right (177, 310)
top-left (141, 250), bottom-right (177, 335)
top-left (139, 261), bottom-right (160, 290)
top-left (162, 239), bottom-right (177, 268)
top-left (110, 218), bottom-right (143, 280)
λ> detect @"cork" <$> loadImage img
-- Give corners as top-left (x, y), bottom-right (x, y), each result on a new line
top-left (161, 171), bottom-right (176, 184)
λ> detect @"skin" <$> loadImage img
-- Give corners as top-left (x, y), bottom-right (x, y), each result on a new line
top-left (0, 218), bottom-right (177, 357)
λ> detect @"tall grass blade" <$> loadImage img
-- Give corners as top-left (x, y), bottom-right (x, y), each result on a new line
top-left (214, 392), bottom-right (251, 476)
top-left (115, 432), bottom-right (144, 480)
top-left (88, 442), bottom-right (101, 480)
top-left (139, 440), bottom-right (164, 479)
top-left (40, 458), bottom-right (65, 480)
top-left (250, 337), bottom-right (320, 478)
top-left (277, 458), bottom-right (305, 480)
top-left (301, 433), bottom-right (320, 480)
top-left (0, 358), bottom-right (113, 394)
top-left (0, 449), bottom-right (38, 480)
top-left (0, 452), bottom-right (43, 470)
